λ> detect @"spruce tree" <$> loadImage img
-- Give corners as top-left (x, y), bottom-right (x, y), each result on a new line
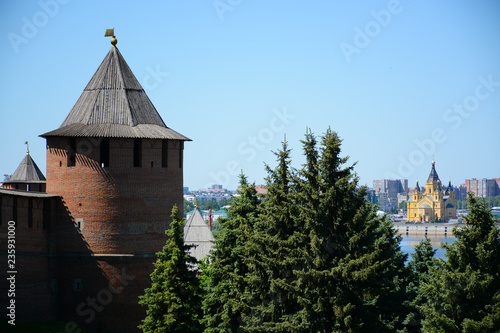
top-left (138, 205), bottom-right (204, 333)
top-left (241, 129), bottom-right (409, 332)
top-left (242, 140), bottom-right (309, 332)
top-left (293, 129), bottom-right (409, 332)
top-left (403, 237), bottom-right (438, 332)
top-left (202, 174), bottom-right (260, 332)
top-left (421, 194), bottom-right (500, 332)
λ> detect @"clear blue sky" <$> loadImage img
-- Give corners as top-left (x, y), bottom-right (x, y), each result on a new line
top-left (1, 0), bottom-right (499, 191)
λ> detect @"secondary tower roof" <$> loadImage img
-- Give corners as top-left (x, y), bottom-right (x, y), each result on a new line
top-left (7, 153), bottom-right (46, 183)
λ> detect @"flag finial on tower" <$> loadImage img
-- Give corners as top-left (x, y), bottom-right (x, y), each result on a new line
top-left (105, 28), bottom-right (117, 46)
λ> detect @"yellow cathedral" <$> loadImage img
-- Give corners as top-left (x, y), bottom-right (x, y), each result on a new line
top-left (407, 161), bottom-right (457, 222)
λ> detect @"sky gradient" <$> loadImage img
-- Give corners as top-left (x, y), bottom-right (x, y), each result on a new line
top-left (1, 0), bottom-right (499, 190)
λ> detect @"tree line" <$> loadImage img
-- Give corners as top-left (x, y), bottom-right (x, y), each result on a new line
top-left (139, 129), bottom-right (500, 332)
top-left (184, 198), bottom-right (234, 214)
top-left (456, 196), bottom-right (500, 210)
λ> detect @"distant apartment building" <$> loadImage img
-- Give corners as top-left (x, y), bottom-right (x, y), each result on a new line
top-left (397, 192), bottom-right (409, 207)
top-left (455, 185), bottom-right (468, 201)
top-left (373, 179), bottom-right (408, 208)
top-left (465, 178), bottom-right (500, 197)
top-left (378, 192), bottom-right (390, 211)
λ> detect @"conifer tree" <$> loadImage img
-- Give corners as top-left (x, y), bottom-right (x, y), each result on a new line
top-left (294, 129), bottom-right (409, 332)
top-left (403, 237), bottom-right (438, 332)
top-left (240, 129), bottom-right (409, 332)
top-left (202, 174), bottom-right (260, 332)
top-left (421, 195), bottom-right (500, 332)
top-left (138, 205), bottom-right (204, 333)
top-left (242, 140), bottom-right (310, 332)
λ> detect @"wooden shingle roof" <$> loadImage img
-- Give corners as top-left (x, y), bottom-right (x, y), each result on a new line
top-left (6, 153), bottom-right (46, 183)
top-left (184, 209), bottom-right (214, 261)
top-left (41, 46), bottom-right (190, 140)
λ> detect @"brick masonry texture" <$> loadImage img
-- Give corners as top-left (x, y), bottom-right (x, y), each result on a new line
top-left (0, 135), bottom-right (186, 332)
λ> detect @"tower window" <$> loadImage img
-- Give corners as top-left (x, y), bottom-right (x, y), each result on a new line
top-left (162, 140), bottom-right (168, 168)
top-left (100, 138), bottom-right (110, 167)
top-left (73, 279), bottom-right (83, 292)
top-left (68, 138), bottom-right (76, 167)
top-left (134, 139), bottom-right (142, 167)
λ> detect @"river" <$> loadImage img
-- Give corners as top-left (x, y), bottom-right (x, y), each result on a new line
top-left (400, 234), bottom-right (457, 260)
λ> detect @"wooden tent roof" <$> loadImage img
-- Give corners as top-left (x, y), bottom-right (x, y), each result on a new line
top-left (41, 46), bottom-right (190, 140)
top-left (6, 153), bottom-right (46, 183)
top-left (184, 209), bottom-right (214, 261)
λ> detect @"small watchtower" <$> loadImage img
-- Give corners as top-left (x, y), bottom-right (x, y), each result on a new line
top-left (3, 143), bottom-right (46, 192)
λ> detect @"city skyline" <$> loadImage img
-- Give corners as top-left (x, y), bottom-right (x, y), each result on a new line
top-left (1, 1), bottom-right (499, 191)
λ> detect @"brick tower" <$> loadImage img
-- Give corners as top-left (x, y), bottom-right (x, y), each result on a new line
top-left (40, 37), bottom-right (190, 331)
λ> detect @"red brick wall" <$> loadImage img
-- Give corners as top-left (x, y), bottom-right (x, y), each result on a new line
top-left (46, 137), bottom-right (184, 255)
top-left (0, 193), bottom-right (58, 322)
top-left (45, 136), bottom-right (185, 332)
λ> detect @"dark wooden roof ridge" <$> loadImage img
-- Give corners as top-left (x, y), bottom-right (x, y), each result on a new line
top-left (40, 46), bottom-right (190, 141)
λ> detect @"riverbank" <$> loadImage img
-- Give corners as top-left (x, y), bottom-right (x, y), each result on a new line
top-left (392, 222), bottom-right (461, 236)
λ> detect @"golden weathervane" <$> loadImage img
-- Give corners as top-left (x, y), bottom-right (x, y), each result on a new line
top-left (105, 28), bottom-right (117, 46)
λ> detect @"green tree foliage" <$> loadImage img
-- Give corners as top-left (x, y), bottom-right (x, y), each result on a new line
top-left (299, 129), bottom-right (409, 332)
top-left (421, 194), bottom-right (500, 332)
top-left (202, 174), bottom-right (260, 332)
top-left (138, 205), bottom-right (204, 333)
top-left (242, 140), bottom-right (308, 332)
top-left (237, 129), bottom-right (409, 332)
top-left (184, 199), bottom-right (195, 215)
top-left (184, 197), bottom-right (233, 213)
top-left (457, 195), bottom-right (500, 211)
top-left (403, 237), bottom-right (438, 332)
top-left (399, 201), bottom-right (408, 210)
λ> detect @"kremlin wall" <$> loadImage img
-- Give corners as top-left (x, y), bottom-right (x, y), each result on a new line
top-left (0, 36), bottom-right (189, 332)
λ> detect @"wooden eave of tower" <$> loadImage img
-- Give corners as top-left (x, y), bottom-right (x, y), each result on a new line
top-left (40, 46), bottom-right (191, 141)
